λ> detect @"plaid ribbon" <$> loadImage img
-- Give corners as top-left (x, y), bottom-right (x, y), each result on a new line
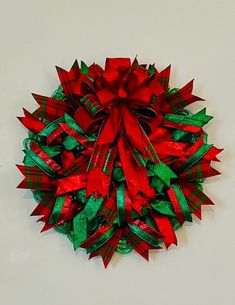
top-left (167, 184), bottom-right (192, 225)
top-left (32, 94), bottom-right (70, 121)
top-left (179, 182), bottom-right (214, 219)
top-left (48, 195), bottom-right (73, 226)
top-left (81, 224), bottom-right (115, 253)
top-left (60, 114), bottom-right (96, 148)
top-left (163, 120), bottom-right (203, 134)
top-left (162, 80), bottom-right (204, 113)
top-left (80, 94), bottom-right (106, 117)
top-left (89, 228), bottom-right (122, 268)
top-left (123, 226), bottom-right (159, 260)
top-left (164, 108), bottom-right (213, 127)
top-left (61, 155), bottom-right (89, 176)
top-left (179, 160), bottom-right (220, 181)
top-left (17, 165), bottom-right (55, 191)
top-left (177, 142), bottom-right (212, 174)
top-left (56, 60), bottom-right (80, 96)
top-left (156, 65), bottom-right (171, 92)
top-left (31, 192), bottom-right (55, 222)
top-left (99, 195), bottom-right (117, 225)
top-left (18, 108), bottom-right (45, 134)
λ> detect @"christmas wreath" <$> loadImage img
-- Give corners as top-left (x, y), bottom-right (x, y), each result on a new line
top-left (17, 58), bottom-right (222, 267)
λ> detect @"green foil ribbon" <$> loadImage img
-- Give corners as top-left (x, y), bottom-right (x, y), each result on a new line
top-left (72, 195), bottom-right (103, 250)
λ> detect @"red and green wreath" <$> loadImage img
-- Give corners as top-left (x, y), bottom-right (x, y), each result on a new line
top-left (17, 58), bottom-right (222, 267)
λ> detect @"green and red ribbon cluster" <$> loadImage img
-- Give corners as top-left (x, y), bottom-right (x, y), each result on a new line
top-left (17, 58), bottom-right (222, 267)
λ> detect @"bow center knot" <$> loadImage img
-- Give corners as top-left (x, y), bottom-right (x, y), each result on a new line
top-left (118, 87), bottom-right (128, 99)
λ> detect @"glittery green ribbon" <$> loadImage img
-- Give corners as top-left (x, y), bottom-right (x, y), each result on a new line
top-left (164, 108), bottom-right (213, 127)
top-left (148, 161), bottom-right (177, 187)
top-left (117, 183), bottom-right (125, 226)
top-left (72, 195), bottom-right (103, 250)
top-left (151, 200), bottom-right (176, 217)
top-left (49, 195), bottom-right (67, 224)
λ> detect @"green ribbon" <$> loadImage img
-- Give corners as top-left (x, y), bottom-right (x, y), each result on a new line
top-left (80, 61), bottom-right (89, 74)
top-left (72, 195), bottom-right (103, 250)
top-left (51, 85), bottom-right (66, 101)
top-left (132, 148), bottom-right (147, 167)
top-left (116, 238), bottom-right (133, 254)
top-left (62, 114), bottom-right (96, 151)
top-left (23, 139), bottom-right (56, 177)
top-left (72, 217), bottom-right (87, 250)
top-left (64, 114), bottom-right (96, 142)
top-left (49, 195), bottom-right (66, 224)
top-left (171, 184), bottom-right (192, 222)
top-left (148, 64), bottom-right (155, 77)
top-left (63, 136), bottom-right (84, 151)
top-left (128, 223), bottom-right (160, 247)
top-left (117, 183), bottom-right (125, 226)
top-left (38, 117), bottom-right (64, 137)
top-left (150, 177), bottom-right (164, 194)
top-left (149, 161), bottom-right (177, 187)
top-left (177, 144), bottom-right (212, 173)
top-left (164, 108), bottom-right (213, 127)
top-left (86, 226), bottom-right (116, 253)
top-left (39, 144), bottom-right (62, 158)
top-left (151, 200), bottom-right (176, 217)
top-left (112, 167), bottom-right (125, 182)
top-left (113, 159), bottom-right (176, 193)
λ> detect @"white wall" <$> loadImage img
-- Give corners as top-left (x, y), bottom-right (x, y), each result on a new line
top-left (0, 1), bottom-right (234, 305)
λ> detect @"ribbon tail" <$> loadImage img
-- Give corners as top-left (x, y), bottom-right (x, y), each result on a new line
top-left (86, 144), bottom-right (117, 198)
top-left (118, 135), bottom-right (155, 199)
top-left (152, 214), bottom-right (177, 248)
top-left (123, 105), bottom-right (159, 163)
top-left (89, 228), bottom-right (122, 268)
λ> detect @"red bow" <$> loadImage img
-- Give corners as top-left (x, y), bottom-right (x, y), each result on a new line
top-left (72, 58), bottom-right (163, 199)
